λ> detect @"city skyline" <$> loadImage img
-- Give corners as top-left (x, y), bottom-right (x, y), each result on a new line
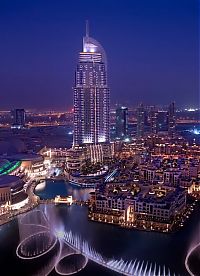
top-left (0, 2), bottom-right (200, 276)
top-left (0, 0), bottom-right (198, 110)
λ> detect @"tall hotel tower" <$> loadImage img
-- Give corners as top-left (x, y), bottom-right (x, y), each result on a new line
top-left (73, 23), bottom-right (110, 146)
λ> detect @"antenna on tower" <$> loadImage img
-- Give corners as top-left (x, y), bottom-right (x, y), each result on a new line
top-left (86, 20), bottom-right (89, 37)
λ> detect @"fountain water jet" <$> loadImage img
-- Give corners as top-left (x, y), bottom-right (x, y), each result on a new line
top-left (61, 229), bottom-right (178, 276)
top-left (16, 208), bottom-right (180, 276)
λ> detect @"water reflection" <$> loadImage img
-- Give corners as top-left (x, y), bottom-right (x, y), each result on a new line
top-left (0, 182), bottom-right (199, 275)
top-left (35, 180), bottom-right (94, 201)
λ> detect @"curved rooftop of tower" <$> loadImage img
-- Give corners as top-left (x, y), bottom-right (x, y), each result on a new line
top-left (80, 22), bottom-right (107, 66)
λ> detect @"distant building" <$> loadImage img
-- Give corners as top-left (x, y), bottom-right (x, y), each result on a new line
top-left (149, 106), bottom-right (158, 135)
top-left (11, 109), bottom-right (26, 129)
top-left (168, 102), bottom-right (176, 137)
top-left (136, 103), bottom-right (145, 138)
top-left (73, 22), bottom-right (110, 146)
top-left (157, 110), bottom-right (168, 131)
top-left (115, 106), bottom-right (128, 140)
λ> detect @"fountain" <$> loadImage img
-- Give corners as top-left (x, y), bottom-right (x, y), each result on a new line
top-left (16, 208), bottom-right (60, 275)
top-left (60, 230), bottom-right (178, 276)
top-left (55, 253), bottom-right (88, 275)
top-left (185, 224), bottom-right (200, 276)
top-left (16, 208), bottom-right (180, 276)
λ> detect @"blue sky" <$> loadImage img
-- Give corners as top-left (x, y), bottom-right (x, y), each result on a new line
top-left (0, 0), bottom-right (198, 110)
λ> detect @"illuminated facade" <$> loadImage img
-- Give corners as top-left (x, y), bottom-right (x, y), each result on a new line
top-left (90, 185), bottom-right (186, 231)
top-left (73, 23), bottom-right (110, 145)
top-left (0, 175), bottom-right (28, 213)
top-left (87, 143), bottom-right (114, 164)
top-left (66, 147), bottom-right (86, 172)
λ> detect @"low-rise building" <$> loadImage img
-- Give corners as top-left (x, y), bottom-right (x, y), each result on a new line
top-left (89, 184), bottom-right (186, 232)
top-left (0, 175), bottom-right (28, 213)
top-left (66, 146), bottom-right (86, 172)
top-left (163, 169), bottom-right (181, 185)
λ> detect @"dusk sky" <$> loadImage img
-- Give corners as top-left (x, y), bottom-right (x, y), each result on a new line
top-left (0, 0), bottom-right (198, 110)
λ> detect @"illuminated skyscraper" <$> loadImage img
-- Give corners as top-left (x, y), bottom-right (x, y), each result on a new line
top-left (136, 103), bottom-right (145, 138)
top-left (73, 22), bottom-right (110, 146)
top-left (168, 102), bottom-right (176, 137)
top-left (116, 106), bottom-right (128, 140)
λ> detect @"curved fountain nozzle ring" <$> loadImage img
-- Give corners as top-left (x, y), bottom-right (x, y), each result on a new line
top-left (55, 253), bottom-right (88, 275)
top-left (16, 230), bottom-right (58, 260)
top-left (16, 208), bottom-right (63, 276)
top-left (185, 242), bottom-right (200, 276)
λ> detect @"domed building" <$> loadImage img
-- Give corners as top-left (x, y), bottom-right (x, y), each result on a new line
top-left (0, 175), bottom-right (28, 212)
top-left (0, 159), bottom-right (21, 175)
top-left (8, 153), bottom-right (47, 178)
top-left (0, 139), bottom-right (46, 179)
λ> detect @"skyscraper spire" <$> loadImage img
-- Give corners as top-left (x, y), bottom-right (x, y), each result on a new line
top-left (86, 20), bottom-right (89, 37)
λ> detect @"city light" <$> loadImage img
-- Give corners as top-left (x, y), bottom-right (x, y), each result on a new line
top-left (189, 128), bottom-right (200, 135)
top-left (0, 2), bottom-right (199, 276)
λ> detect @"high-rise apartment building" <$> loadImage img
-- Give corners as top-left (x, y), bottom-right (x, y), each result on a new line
top-left (168, 102), bottom-right (176, 137)
top-left (116, 106), bottom-right (128, 140)
top-left (73, 23), bottom-right (110, 146)
top-left (136, 103), bottom-right (145, 138)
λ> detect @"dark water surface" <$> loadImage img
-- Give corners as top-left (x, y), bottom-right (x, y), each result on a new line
top-left (0, 180), bottom-right (200, 275)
